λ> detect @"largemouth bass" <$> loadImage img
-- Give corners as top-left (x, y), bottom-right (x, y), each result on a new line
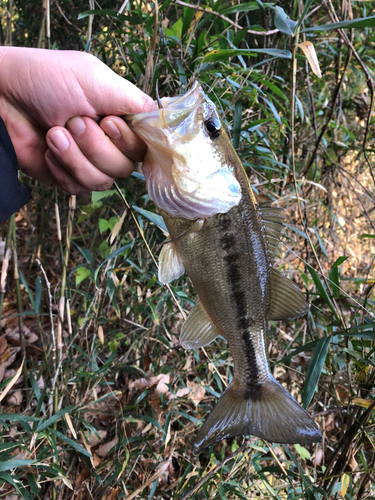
top-left (125, 82), bottom-right (321, 452)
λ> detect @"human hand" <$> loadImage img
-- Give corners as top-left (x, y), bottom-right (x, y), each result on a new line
top-left (0, 47), bottom-right (156, 195)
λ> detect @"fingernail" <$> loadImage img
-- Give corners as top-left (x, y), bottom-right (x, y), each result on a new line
top-left (102, 120), bottom-right (121, 139)
top-left (49, 130), bottom-right (70, 152)
top-left (68, 116), bottom-right (86, 136)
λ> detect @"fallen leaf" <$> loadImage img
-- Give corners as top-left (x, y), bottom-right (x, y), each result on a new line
top-left (96, 436), bottom-right (119, 458)
top-left (83, 429), bottom-right (107, 447)
top-left (187, 381), bottom-right (205, 406)
top-left (129, 373), bottom-right (169, 391)
top-left (7, 390), bottom-right (23, 406)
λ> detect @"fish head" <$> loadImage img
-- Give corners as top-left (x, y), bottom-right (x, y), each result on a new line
top-left (125, 81), bottom-right (242, 220)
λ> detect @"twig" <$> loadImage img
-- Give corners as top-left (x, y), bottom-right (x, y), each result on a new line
top-left (0, 216), bottom-right (13, 321)
top-left (180, 438), bottom-right (254, 500)
top-left (174, 0), bottom-right (279, 36)
top-left (11, 216), bottom-right (28, 388)
top-left (304, 46), bottom-right (351, 176)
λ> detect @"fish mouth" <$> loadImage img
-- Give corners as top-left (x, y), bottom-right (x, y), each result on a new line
top-left (124, 81), bottom-right (216, 140)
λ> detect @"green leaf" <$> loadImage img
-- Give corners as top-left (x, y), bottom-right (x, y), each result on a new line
top-left (18, 270), bottom-right (36, 312)
top-left (341, 322), bottom-right (375, 340)
top-left (49, 429), bottom-right (92, 458)
top-left (359, 234), bottom-right (375, 239)
top-left (221, 2), bottom-right (260, 15)
top-left (94, 242), bottom-right (134, 282)
top-left (303, 336), bottom-right (330, 408)
top-left (202, 48), bottom-right (291, 63)
top-left (301, 16), bottom-right (375, 32)
top-left (98, 217), bottom-right (118, 234)
top-left (294, 0), bottom-right (315, 33)
top-left (92, 190), bottom-right (117, 203)
top-left (75, 267), bottom-right (92, 286)
top-left (35, 405), bottom-right (75, 433)
top-left (232, 97), bottom-right (242, 149)
top-left (328, 256), bottom-right (347, 299)
top-left (132, 206), bottom-right (168, 232)
top-left (274, 6), bottom-right (297, 36)
top-left (77, 202), bottom-right (102, 223)
top-left (307, 265), bottom-right (337, 319)
top-left (294, 443), bottom-right (312, 461)
top-left (0, 414), bottom-right (40, 423)
top-left (0, 460), bottom-right (37, 472)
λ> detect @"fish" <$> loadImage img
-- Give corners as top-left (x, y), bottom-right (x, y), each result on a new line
top-left (125, 81), bottom-right (322, 452)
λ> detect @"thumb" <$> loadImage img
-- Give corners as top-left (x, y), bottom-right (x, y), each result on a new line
top-left (86, 59), bottom-right (157, 116)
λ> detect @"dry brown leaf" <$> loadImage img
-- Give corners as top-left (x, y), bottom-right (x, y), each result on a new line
top-left (296, 41), bottom-right (322, 78)
top-left (129, 373), bottom-right (169, 391)
top-left (335, 384), bottom-right (349, 403)
top-left (7, 390), bottom-right (23, 406)
top-left (98, 326), bottom-right (104, 345)
top-left (171, 388), bottom-right (189, 399)
top-left (76, 463), bottom-right (91, 487)
top-left (187, 381), bottom-right (205, 406)
top-left (102, 486), bottom-right (121, 500)
top-left (83, 429), bottom-right (107, 447)
top-left (96, 436), bottom-right (119, 457)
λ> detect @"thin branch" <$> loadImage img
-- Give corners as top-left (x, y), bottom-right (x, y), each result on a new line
top-left (174, 0), bottom-right (279, 36)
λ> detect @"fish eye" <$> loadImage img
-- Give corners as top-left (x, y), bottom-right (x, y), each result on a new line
top-left (204, 118), bottom-right (221, 139)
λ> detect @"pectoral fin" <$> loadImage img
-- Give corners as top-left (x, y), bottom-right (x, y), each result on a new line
top-left (181, 302), bottom-right (220, 349)
top-left (269, 268), bottom-right (309, 320)
top-left (158, 241), bottom-right (185, 284)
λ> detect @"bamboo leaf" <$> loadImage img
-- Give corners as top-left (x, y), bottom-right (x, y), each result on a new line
top-left (35, 405), bottom-right (76, 433)
top-left (49, 428), bottom-right (92, 458)
top-left (202, 48), bottom-right (291, 63)
top-left (307, 265), bottom-right (337, 319)
top-left (274, 6), bottom-right (297, 35)
top-left (0, 459), bottom-right (37, 472)
top-left (303, 336), bottom-right (330, 408)
top-left (297, 41), bottom-right (322, 78)
top-left (301, 15), bottom-right (375, 32)
top-left (341, 473), bottom-right (350, 497)
top-left (132, 206), bottom-right (168, 232)
top-left (221, 2), bottom-right (260, 15)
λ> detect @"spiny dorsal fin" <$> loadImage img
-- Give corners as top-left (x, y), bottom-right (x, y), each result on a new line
top-left (269, 268), bottom-right (309, 320)
top-left (258, 203), bottom-right (285, 260)
top-left (181, 302), bottom-right (219, 349)
top-left (158, 241), bottom-right (185, 284)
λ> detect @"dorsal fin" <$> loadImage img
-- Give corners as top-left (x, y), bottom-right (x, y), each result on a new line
top-left (258, 203), bottom-right (285, 260)
top-left (269, 268), bottom-right (309, 320)
top-left (181, 302), bottom-right (220, 349)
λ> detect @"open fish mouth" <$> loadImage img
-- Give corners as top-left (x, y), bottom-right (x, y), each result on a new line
top-left (125, 81), bottom-right (242, 220)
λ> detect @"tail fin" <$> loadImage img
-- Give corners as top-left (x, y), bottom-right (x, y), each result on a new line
top-left (193, 375), bottom-right (321, 453)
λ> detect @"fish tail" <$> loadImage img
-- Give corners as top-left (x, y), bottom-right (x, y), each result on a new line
top-left (193, 375), bottom-right (321, 453)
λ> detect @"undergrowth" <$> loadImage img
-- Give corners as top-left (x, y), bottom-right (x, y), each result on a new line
top-left (0, 0), bottom-right (375, 498)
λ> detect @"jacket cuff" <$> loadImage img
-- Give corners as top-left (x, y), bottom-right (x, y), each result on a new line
top-left (0, 116), bottom-right (31, 223)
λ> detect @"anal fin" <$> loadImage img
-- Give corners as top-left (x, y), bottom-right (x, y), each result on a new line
top-left (269, 268), bottom-right (309, 320)
top-left (181, 302), bottom-right (220, 349)
top-left (193, 375), bottom-right (321, 453)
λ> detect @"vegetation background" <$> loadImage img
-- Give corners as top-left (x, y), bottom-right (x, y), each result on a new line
top-left (0, 0), bottom-right (374, 498)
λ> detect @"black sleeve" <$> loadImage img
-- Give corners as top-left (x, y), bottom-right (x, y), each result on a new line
top-left (0, 116), bottom-right (31, 223)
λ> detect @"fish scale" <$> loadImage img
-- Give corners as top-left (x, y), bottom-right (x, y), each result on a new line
top-left (125, 81), bottom-right (322, 452)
